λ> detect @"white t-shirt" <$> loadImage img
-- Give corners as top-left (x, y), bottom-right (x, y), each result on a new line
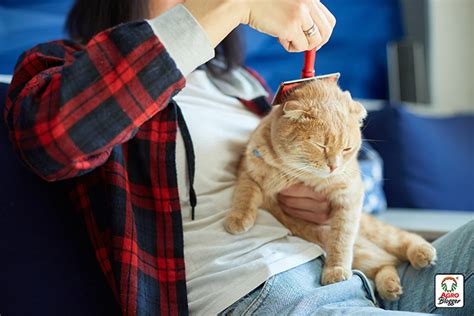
top-left (174, 70), bottom-right (324, 315)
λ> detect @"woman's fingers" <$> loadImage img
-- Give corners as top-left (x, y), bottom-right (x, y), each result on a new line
top-left (278, 39), bottom-right (290, 51)
top-left (242, 0), bottom-right (336, 52)
top-left (302, 23), bottom-right (322, 50)
top-left (317, 1), bottom-right (337, 28)
top-left (278, 38), bottom-right (291, 51)
top-left (289, 24), bottom-right (312, 52)
top-left (278, 195), bottom-right (330, 213)
top-left (278, 183), bottom-right (330, 224)
top-left (279, 204), bottom-right (331, 225)
top-left (285, 6), bottom-right (315, 52)
top-left (279, 183), bottom-right (326, 200)
top-left (185, 0), bottom-right (336, 52)
top-left (299, 7), bottom-right (322, 51)
top-left (308, 1), bottom-right (332, 49)
top-left (315, 1), bottom-right (336, 48)
top-left (286, 1), bottom-right (335, 52)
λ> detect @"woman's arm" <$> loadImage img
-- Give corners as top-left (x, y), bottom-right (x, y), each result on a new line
top-left (4, 0), bottom-right (335, 182)
top-left (278, 184), bottom-right (331, 224)
top-left (185, 0), bottom-right (336, 52)
top-left (4, 21), bottom-right (187, 182)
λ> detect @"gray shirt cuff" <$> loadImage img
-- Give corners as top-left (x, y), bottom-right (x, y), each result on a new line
top-left (147, 5), bottom-right (215, 77)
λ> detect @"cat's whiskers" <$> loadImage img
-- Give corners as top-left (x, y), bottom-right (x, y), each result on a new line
top-left (260, 156), bottom-right (306, 190)
top-left (269, 165), bottom-right (309, 189)
top-left (340, 165), bottom-right (368, 178)
top-left (360, 143), bottom-right (376, 152)
top-left (362, 138), bottom-right (384, 143)
top-left (339, 170), bottom-right (353, 182)
top-left (257, 154), bottom-right (303, 185)
top-left (266, 162), bottom-right (315, 191)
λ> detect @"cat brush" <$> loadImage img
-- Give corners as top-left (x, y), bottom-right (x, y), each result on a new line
top-left (272, 47), bottom-right (340, 105)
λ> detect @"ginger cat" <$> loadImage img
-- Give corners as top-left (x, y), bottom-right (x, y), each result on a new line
top-left (224, 80), bottom-right (437, 301)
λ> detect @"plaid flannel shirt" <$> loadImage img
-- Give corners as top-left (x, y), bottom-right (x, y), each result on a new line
top-left (4, 21), bottom-right (271, 315)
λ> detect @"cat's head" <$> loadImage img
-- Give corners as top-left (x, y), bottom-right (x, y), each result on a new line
top-left (271, 79), bottom-right (367, 178)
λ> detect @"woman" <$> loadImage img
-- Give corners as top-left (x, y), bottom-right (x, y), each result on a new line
top-left (4, 0), bottom-right (472, 315)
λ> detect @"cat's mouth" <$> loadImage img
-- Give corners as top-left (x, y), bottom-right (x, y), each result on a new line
top-left (308, 169), bottom-right (334, 178)
top-left (286, 162), bottom-right (334, 179)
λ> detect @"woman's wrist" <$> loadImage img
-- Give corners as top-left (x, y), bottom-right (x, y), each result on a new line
top-left (183, 0), bottom-right (247, 48)
top-left (147, 5), bottom-right (215, 76)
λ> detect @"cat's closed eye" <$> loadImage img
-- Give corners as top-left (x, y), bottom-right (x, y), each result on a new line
top-left (309, 142), bottom-right (326, 150)
top-left (343, 147), bottom-right (352, 152)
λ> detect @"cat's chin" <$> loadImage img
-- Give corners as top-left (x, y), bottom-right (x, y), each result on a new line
top-left (307, 168), bottom-right (345, 179)
top-left (286, 163), bottom-right (335, 179)
top-left (317, 173), bottom-right (331, 179)
top-left (303, 168), bottom-right (332, 179)
top-left (313, 172), bottom-right (332, 179)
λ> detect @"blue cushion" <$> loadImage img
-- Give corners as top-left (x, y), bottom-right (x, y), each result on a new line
top-left (0, 83), bottom-right (119, 314)
top-left (364, 104), bottom-right (474, 211)
top-left (359, 142), bottom-right (387, 214)
top-left (242, 0), bottom-right (403, 99)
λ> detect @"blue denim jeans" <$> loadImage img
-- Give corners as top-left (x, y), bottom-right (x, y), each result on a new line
top-left (220, 220), bottom-right (473, 315)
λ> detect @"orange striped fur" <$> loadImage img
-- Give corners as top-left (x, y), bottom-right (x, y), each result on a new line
top-left (224, 80), bottom-right (436, 300)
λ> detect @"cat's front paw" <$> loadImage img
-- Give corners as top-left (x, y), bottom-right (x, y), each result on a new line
top-left (407, 243), bottom-right (437, 269)
top-left (224, 213), bottom-right (255, 234)
top-left (376, 271), bottom-right (403, 301)
top-left (321, 266), bottom-right (352, 285)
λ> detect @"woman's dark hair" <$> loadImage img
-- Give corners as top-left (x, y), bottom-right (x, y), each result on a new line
top-left (66, 0), bottom-right (243, 72)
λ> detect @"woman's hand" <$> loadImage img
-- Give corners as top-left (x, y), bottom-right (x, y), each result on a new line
top-left (184, 0), bottom-right (335, 52)
top-left (243, 0), bottom-right (336, 52)
top-left (278, 183), bottom-right (331, 224)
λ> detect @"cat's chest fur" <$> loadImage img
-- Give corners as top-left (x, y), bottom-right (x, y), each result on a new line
top-left (240, 112), bottom-right (364, 220)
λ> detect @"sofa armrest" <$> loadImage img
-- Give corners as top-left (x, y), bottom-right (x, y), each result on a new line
top-left (0, 75), bottom-right (12, 84)
top-left (376, 208), bottom-right (473, 241)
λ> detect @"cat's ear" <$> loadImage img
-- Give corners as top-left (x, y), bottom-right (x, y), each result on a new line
top-left (350, 100), bottom-right (367, 124)
top-left (283, 101), bottom-right (306, 120)
top-left (342, 91), bottom-right (367, 124)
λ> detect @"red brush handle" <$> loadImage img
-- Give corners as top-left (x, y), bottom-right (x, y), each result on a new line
top-left (301, 47), bottom-right (317, 78)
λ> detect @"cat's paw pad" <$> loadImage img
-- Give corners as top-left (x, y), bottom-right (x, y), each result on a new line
top-left (224, 213), bottom-right (255, 234)
top-left (376, 274), bottom-right (403, 301)
top-left (321, 266), bottom-right (352, 285)
top-left (407, 243), bottom-right (437, 269)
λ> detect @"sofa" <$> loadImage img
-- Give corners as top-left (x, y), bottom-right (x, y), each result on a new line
top-left (0, 82), bottom-right (120, 315)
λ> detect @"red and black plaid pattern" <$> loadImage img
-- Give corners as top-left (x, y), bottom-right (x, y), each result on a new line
top-left (4, 21), bottom-right (271, 315)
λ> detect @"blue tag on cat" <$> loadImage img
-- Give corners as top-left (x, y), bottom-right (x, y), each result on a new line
top-left (253, 149), bottom-right (262, 158)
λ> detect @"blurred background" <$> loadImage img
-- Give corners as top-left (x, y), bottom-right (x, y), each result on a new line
top-left (2, 0), bottom-right (472, 211)
top-left (239, 0), bottom-right (474, 215)
top-left (1, 0), bottom-right (473, 109)
top-left (0, 1), bottom-right (472, 315)
top-left (242, 0), bottom-right (474, 110)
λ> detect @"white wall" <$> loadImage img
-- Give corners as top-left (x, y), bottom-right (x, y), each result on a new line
top-left (428, 0), bottom-right (474, 110)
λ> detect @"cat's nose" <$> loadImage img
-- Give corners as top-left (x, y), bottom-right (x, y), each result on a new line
top-left (328, 164), bottom-right (337, 173)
